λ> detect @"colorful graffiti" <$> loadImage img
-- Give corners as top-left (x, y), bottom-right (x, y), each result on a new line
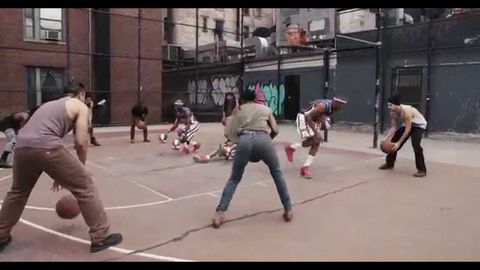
top-left (187, 75), bottom-right (240, 107)
top-left (247, 81), bottom-right (285, 116)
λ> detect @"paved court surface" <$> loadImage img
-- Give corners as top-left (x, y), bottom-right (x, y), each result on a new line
top-left (0, 123), bottom-right (479, 261)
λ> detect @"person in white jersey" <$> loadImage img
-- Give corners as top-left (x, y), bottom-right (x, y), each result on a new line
top-left (379, 94), bottom-right (428, 177)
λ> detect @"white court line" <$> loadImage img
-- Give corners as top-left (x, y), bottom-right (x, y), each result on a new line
top-left (18, 218), bottom-right (193, 262)
top-left (0, 175), bottom-right (12, 182)
top-left (0, 181), bottom-right (267, 212)
top-left (87, 161), bottom-right (174, 201)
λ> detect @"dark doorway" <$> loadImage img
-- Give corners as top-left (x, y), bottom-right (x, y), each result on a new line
top-left (284, 74), bottom-right (300, 120)
top-left (392, 67), bottom-right (424, 113)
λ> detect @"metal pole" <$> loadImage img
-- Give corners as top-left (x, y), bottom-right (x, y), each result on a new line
top-left (425, 16), bottom-right (433, 138)
top-left (373, 8), bottom-right (383, 148)
top-left (195, 8), bottom-right (199, 109)
top-left (240, 9), bottom-right (244, 93)
top-left (137, 8), bottom-right (142, 102)
top-left (88, 8), bottom-right (92, 91)
top-left (323, 48), bottom-right (330, 142)
top-left (66, 9), bottom-right (70, 81)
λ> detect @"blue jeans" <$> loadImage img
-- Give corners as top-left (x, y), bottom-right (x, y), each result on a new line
top-left (216, 132), bottom-right (292, 212)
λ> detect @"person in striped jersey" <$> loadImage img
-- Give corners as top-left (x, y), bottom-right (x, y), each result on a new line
top-left (163, 100), bottom-right (201, 154)
top-left (285, 97), bottom-right (347, 179)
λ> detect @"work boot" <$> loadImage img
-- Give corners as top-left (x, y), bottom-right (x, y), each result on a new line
top-left (413, 171), bottom-right (427, 178)
top-left (378, 163), bottom-right (394, 170)
top-left (90, 233), bottom-right (123, 253)
top-left (0, 235), bottom-right (12, 252)
top-left (212, 211), bottom-right (225, 229)
top-left (91, 137), bottom-right (101, 146)
top-left (300, 166), bottom-right (312, 179)
top-left (283, 209), bottom-right (293, 222)
top-left (0, 159), bottom-right (12, 169)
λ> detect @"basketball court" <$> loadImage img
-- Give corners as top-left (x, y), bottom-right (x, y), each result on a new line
top-left (1, 123), bottom-right (480, 261)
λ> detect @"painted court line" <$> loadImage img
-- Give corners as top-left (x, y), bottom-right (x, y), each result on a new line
top-left (0, 181), bottom-right (267, 212)
top-left (18, 218), bottom-right (193, 262)
top-left (87, 161), bottom-right (174, 201)
top-left (0, 175), bottom-right (12, 182)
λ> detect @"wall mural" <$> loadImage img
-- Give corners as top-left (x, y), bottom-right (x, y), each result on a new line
top-left (246, 81), bottom-right (285, 116)
top-left (187, 75), bottom-right (240, 107)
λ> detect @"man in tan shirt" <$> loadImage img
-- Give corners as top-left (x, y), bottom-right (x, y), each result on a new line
top-left (212, 88), bottom-right (293, 229)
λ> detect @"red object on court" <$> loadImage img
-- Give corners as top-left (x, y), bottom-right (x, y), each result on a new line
top-left (380, 140), bottom-right (395, 154)
top-left (55, 194), bottom-right (80, 219)
top-left (285, 145), bottom-right (295, 162)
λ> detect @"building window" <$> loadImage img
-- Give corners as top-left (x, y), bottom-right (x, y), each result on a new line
top-left (242, 8), bottom-right (250, 16)
top-left (24, 8), bottom-right (65, 41)
top-left (214, 19), bottom-right (224, 40)
top-left (26, 67), bottom-right (65, 108)
top-left (254, 8), bottom-right (262, 17)
top-left (243, 25), bottom-right (250, 39)
top-left (202, 16), bottom-right (208, 32)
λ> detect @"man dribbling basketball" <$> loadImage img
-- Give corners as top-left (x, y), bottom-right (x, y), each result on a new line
top-left (379, 94), bottom-right (427, 177)
top-left (0, 81), bottom-right (122, 253)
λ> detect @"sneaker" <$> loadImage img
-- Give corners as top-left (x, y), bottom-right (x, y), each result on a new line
top-left (283, 210), bottom-right (293, 222)
top-left (182, 146), bottom-right (191, 154)
top-left (285, 145), bottom-right (295, 162)
top-left (378, 163), bottom-right (394, 170)
top-left (143, 139), bottom-right (150, 143)
top-left (300, 166), bottom-right (312, 179)
top-left (90, 233), bottom-right (123, 253)
top-left (193, 155), bottom-right (210, 163)
top-left (0, 235), bottom-right (12, 252)
top-left (91, 137), bottom-right (101, 146)
top-left (0, 160), bottom-right (12, 169)
top-left (193, 143), bottom-right (201, 153)
top-left (212, 211), bottom-right (225, 229)
top-left (413, 171), bottom-right (427, 177)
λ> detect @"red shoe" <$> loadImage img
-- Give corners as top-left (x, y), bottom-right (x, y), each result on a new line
top-left (182, 146), bottom-right (191, 154)
top-left (193, 143), bottom-right (201, 153)
top-left (285, 145), bottom-right (295, 162)
top-left (193, 155), bottom-right (210, 163)
top-left (300, 166), bottom-right (312, 179)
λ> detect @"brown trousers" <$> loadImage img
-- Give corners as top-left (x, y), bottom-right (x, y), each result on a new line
top-left (0, 147), bottom-right (110, 243)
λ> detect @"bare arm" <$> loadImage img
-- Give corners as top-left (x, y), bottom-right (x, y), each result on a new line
top-left (169, 118), bottom-right (180, 132)
top-left (384, 114), bottom-right (397, 141)
top-left (305, 104), bottom-right (325, 139)
top-left (267, 113), bottom-right (279, 139)
top-left (74, 104), bottom-right (90, 165)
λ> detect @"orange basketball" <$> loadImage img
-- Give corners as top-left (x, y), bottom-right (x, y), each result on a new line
top-left (136, 120), bottom-right (146, 130)
top-left (55, 194), bottom-right (80, 219)
top-left (380, 140), bottom-right (395, 154)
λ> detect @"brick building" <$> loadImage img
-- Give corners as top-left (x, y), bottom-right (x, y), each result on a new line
top-left (0, 8), bottom-right (163, 125)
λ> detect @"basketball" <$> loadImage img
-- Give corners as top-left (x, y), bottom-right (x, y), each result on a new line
top-left (136, 120), bottom-right (146, 130)
top-left (380, 140), bottom-right (396, 154)
top-left (159, 133), bottom-right (168, 143)
top-left (171, 139), bottom-right (181, 150)
top-left (55, 194), bottom-right (80, 219)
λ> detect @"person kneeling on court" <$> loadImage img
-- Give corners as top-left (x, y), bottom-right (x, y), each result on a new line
top-left (212, 88), bottom-right (293, 229)
top-left (130, 101), bottom-right (150, 143)
top-left (379, 94), bottom-right (427, 177)
top-left (0, 81), bottom-right (122, 253)
top-left (0, 111), bottom-right (30, 168)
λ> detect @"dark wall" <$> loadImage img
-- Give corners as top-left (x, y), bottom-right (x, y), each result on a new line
top-left (93, 8), bottom-right (111, 125)
top-left (334, 49), bottom-right (376, 124)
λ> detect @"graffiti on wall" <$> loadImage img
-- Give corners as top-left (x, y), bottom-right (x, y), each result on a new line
top-left (187, 75), bottom-right (240, 107)
top-left (246, 81), bottom-right (285, 116)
